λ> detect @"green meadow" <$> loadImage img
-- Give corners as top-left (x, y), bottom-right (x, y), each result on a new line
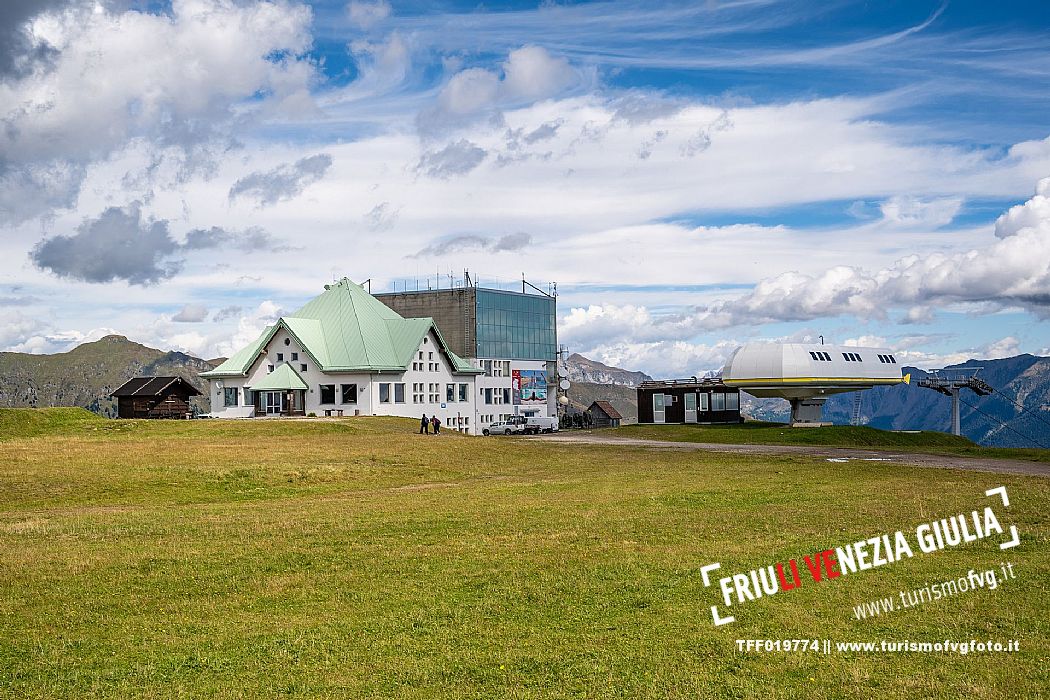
top-left (1, 409), bottom-right (1048, 698)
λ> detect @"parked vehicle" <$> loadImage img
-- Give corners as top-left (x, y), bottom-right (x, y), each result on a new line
top-left (482, 417), bottom-right (527, 436)
top-left (523, 416), bottom-right (559, 434)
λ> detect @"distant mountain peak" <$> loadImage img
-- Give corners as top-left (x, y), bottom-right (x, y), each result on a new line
top-left (564, 353), bottom-right (653, 388)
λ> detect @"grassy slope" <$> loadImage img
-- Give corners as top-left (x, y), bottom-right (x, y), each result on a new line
top-left (0, 406), bottom-right (103, 440)
top-left (615, 422), bottom-right (1050, 463)
top-left (1, 410), bottom-right (1048, 698)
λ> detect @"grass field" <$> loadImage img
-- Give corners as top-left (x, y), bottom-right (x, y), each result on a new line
top-left (615, 421), bottom-right (1050, 463)
top-left (1, 409), bottom-right (1048, 698)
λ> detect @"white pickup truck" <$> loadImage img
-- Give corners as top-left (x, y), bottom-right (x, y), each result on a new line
top-left (482, 417), bottom-right (527, 436)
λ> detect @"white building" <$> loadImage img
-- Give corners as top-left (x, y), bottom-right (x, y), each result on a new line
top-left (374, 281), bottom-right (560, 434)
top-left (201, 278), bottom-right (483, 432)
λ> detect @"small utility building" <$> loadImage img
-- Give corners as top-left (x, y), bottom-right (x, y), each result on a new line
top-left (111, 376), bottom-right (201, 419)
top-left (586, 400), bottom-right (623, 428)
top-left (637, 379), bottom-right (742, 425)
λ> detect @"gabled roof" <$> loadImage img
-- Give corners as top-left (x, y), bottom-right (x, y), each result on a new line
top-left (249, 363), bottom-right (309, 391)
top-left (588, 400), bottom-right (623, 420)
top-left (111, 376), bottom-right (201, 398)
top-left (201, 278), bottom-right (483, 378)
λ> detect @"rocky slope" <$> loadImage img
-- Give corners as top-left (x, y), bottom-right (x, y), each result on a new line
top-left (0, 335), bottom-right (217, 416)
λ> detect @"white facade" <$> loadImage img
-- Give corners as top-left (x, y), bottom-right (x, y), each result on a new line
top-left (211, 325), bottom-right (481, 433)
top-left (474, 358), bottom-right (556, 432)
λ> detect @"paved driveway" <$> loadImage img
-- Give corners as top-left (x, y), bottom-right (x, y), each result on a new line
top-left (533, 433), bottom-right (1050, 477)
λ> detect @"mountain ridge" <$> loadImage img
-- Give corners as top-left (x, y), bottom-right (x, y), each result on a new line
top-left (0, 335), bottom-right (217, 415)
top-left (563, 353), bottom-right (653, 387)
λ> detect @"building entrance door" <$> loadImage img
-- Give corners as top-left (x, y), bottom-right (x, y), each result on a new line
top-left (653, 393), bottom-right (666, 423)
top-left (265, 391), bottom-right (285, 415)
top-left (684, 393), bottom-right (697, 423)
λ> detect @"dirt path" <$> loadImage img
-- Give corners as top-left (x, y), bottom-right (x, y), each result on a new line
top-left (533, 433), bottom-right (1050, 477)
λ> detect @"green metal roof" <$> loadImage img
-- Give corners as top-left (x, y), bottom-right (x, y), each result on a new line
top-left (249, 363), bottom-right (309, 391)
top-left (201, 278), bottom-right (483, 378)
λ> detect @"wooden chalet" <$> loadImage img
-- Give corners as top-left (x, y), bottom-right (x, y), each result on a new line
top-left (111, 376), bottom-right (201, 419)
top-left (586, 400), bottom-right (623, 428)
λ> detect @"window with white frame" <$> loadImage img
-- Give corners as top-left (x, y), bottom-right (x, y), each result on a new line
top-left (224, 387), bottom-right (239, 407)
top-left (379, 383), bottom-right (391, 403)
top-left (394, 383), bottom-right (405, 403)
top-left (458, 383), bottom-right (468, 402)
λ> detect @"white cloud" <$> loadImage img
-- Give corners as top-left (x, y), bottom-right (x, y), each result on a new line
top-left (424, 46), bottom-right (580, 128)
top-left (585, 339), bottom-right (740, 379)
top-left (434, 68), bottom-right (502, 117)
top-left (685, 178), bottom-right (1050, 328)
top-left (0, 0), bottom-right (316, 223)
top-left (172, 304), bottom-right (209, 323)
top-left (501, 45), bottom-right (575, 102)
top-left (879, 195), bottom-right (964, 228)
top-left (346, 0), bottom-right (391, 30)
top-left (347, 32), bottom-right (410, 91)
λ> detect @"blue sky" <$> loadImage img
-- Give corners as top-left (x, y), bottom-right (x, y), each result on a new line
top-left (2, 0), bottom-right (1049, 376)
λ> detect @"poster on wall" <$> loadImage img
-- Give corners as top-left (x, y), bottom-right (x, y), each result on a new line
top-left (512, 369), bottom-right (547, 405)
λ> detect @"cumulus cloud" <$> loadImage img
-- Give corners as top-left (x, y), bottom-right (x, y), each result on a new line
top-left (183, 226), bottom-right (289, 252)
top-left (501, 46), bottom-right (575, 102)
top-left (672, 177), bottom-right (1050, 329)
top-left (0, 0), bottom-right (316, 223)
top-left (30, 203), bottom-right (182, 285)
top-left (589, 339), bottom-right (740, 379)
top-left (558, 306), bottom-right (740, 376)
top-left (212, 305), bottom-right (243, 323)
top-left (0, 309), bottom-right (50, 354)
top-left (347, 32), bottom-right (410, 91)
top-left (879, 195), bottom-right (964, 228)
top-left (364, 202), bottom-right (400, 231)
top-left (422, 46), bottom-right (579, 129)
top-left (346, 0), bottom-right (391, 29)
top-left (409, 232), bottom-right (532, 258)
top-left (29, 202), bottom-right (287, 285)
top-left (172, 304), bottom-right (208, 322)
top-left (228, 154), bottom-right (333, 206)
top-left (0, 0), bottom-right (72, 79)
top-left (520, 120), bottom-right (563, 145)
top-left (416, 140), bottom-right (487, 178)
top-left (0, 161), bottom-right (85, 226)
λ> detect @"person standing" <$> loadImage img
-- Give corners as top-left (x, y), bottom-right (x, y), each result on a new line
top-left (431, 415), bottom-right (440, 434)
top-left (420, 413), bottom-right (429, 435)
